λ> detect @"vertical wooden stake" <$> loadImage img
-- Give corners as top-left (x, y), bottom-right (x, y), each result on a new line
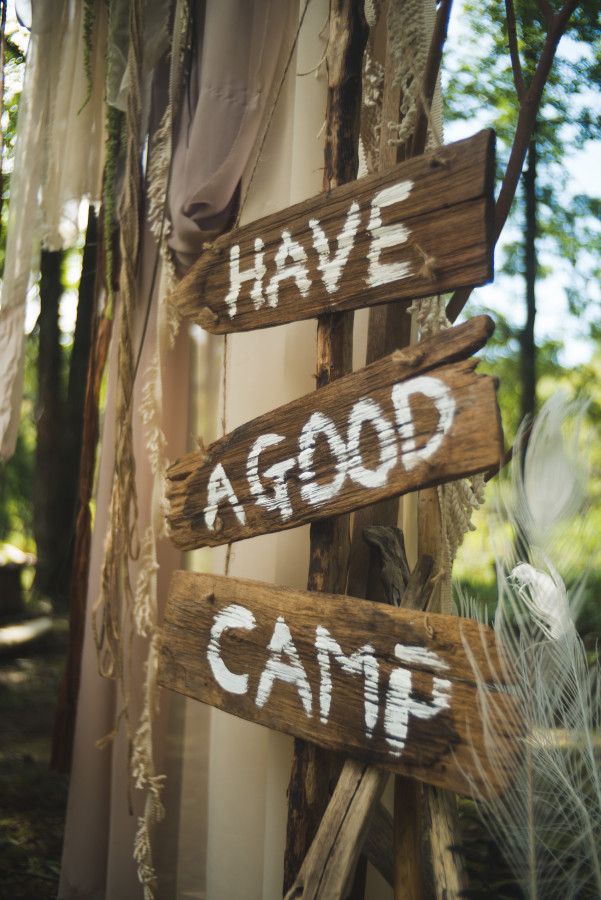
top-left (283, 1), bottom-right (368, 892)
top-left (408, 3), bottom-right (469, 892)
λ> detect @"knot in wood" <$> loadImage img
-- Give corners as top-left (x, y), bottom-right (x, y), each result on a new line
top-left (415, 243), bottom-right (437, 282)
top-left (392, 347), bottom-right (425, 368)
top-left (194, 436), bottom-right (211, 463)
top-left (424, 614), bottom-right (435, 639)
top-left (429, 149), bottom-right (454, 168)
top-left (196, 306), bottom-right (220, 329)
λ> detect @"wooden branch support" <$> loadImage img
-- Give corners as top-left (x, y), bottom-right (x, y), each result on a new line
top-left (364, 802), bottom-right (395, 887)
top-left (424, 785), bottom-right (469, 899)
top-left (284, 760), bottom-right (389, 900)
top-left (283, 1), bottom-right (368, 890)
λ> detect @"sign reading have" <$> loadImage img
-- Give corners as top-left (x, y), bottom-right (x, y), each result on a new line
top-left (167, 131), bottom-right (495, 334)
top-left (167, 316), bottom-right (503, 550)
top-left (158, 572), bottom-right (522, 797)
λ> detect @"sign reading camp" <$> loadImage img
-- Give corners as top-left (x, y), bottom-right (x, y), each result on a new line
top-left (158, 572), bottom-right (522, 797)
top-left (167, 316), bottom-right (504, 550)
top-left (167, 131), bottom-right (495, 334)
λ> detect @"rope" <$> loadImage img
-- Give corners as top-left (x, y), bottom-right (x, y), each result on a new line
top-left (386, 0), bottom-right (443, 152)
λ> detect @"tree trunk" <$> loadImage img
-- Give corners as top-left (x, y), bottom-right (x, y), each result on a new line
top-left (33, 212), bottom-right (97, 612)
top-left (521, 136), bottom-right (537, 422)
top-left (33, 249), bottom-right (68, 605)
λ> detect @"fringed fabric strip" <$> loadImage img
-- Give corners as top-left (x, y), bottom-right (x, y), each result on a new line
top-left (128, 1), bottom-right (190, 894)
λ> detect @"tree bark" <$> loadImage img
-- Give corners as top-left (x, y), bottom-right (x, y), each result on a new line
top-left (521, 137), bottom-right (537, 422)
top-left (52, 208), bottom-right (104, 772)
top-left (33, 249), bottom-right (67, 605)
top-left (33, 211), bottom-right (98, 612)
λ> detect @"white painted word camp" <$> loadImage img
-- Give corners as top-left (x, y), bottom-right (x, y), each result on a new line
top-left (208, 603), bottom-right (451, 757)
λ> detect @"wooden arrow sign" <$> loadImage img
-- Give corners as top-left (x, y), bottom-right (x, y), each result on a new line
top-left (167, 130), bottom-right (495, 333)
top-left (167, 316), bottom-right (503, 550)
top-left (158, 571), bottom-right (522, 797)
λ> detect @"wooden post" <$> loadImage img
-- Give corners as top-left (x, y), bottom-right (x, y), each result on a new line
top-left (283, 1), bottom-right (369, 891)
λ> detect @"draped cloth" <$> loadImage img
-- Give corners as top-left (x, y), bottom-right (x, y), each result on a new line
top-left (0, 0), bottom-right (107, 460)
top-left (56, 2), bottom-right (381, 898)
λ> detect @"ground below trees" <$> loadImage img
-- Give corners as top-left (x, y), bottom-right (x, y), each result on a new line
top-left (0, 624), bottom-right (68, 898)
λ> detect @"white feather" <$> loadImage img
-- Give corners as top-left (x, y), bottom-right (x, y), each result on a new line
top-left (511, 392), bottom-right (589, 558)
top-left (460, 393), bottom-right (601, 899)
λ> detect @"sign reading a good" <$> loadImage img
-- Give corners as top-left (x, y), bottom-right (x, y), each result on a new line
top-left (167, 316), bottom-right (503, 550)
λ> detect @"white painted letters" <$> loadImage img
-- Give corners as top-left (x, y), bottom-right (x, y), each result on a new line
top-left (206, 602), bottom-right (454, 761)
top-left (265, 231), bottom-right (311, 308)
top-left (366, 180), bottom-right (413, 288)
top-left (204, 463), bottom-right (246, 530)
top-left (347, 398), bottom-right (398, 488)
top-left (223, 180), bottom-right (414, 317)
top-left (207, 604), bottom-right (255, 695)
top-left (247, 433), bottom-right (295, 521)
top-left (202, 375), bottom-right (458, 528)
top-left (391, 376), bottom-right (456, 470)
top-left (315, 627), bottom-right (379, 736)
top-left (298, 412), bottom-right (348, 506)
top-left (256, 616), bottom-right (313, 716)
top-left (310, 201), bottom-right (361, 294)
top-left (384, 643), bottom-right (451, 756)
top-left (224, 239), bottom-right (266, 318)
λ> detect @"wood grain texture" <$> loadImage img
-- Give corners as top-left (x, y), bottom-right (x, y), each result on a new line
top-left (284, 760), bottom-right (389, 900)
top-left (424, 784), bottom-right (469, 899)
top-left (166, 131), bottom-right (495, 334)
top-left (158, 571), bottom-right (522, 797)
top-left (166, 316), bottom-right (503, 550)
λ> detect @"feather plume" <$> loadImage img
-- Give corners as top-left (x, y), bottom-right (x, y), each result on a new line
top-left (460, 393), bottom-right (601, 899)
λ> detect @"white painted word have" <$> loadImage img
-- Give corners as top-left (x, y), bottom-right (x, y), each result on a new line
top-left (207, 604), bottom-right (452, 757)
top-left (203, 375), bottom-right (456, 531)
top-left (224, 180), bottom-right (414, 318)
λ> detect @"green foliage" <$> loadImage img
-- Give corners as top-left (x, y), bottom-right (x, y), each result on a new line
top-left (77, 0), bottom-right (96, 114)
top-left (103, 103), bottom-right (125, 318)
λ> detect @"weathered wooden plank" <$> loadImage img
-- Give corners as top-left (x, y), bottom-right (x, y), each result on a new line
top-left (158, 571), bottom-right (522, 797)
top-left (166, 130), bottom-right (495, 334)
top-left (283, 760), bottom-right (389, 900)
top-left (166, 316), bottom-right (503, 550)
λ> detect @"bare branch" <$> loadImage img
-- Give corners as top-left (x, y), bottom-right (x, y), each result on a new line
top-left (506, 0), bottom-right (526, 103)
top-left (446, 0), bottom-right (579, 323)
top-left (411, 0), bottom-right (454, 156)
top-left (535, 0), bottom-right (555, 27)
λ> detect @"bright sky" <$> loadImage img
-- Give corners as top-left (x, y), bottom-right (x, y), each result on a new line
top-left (445, 2), bottom-right (601, 367)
